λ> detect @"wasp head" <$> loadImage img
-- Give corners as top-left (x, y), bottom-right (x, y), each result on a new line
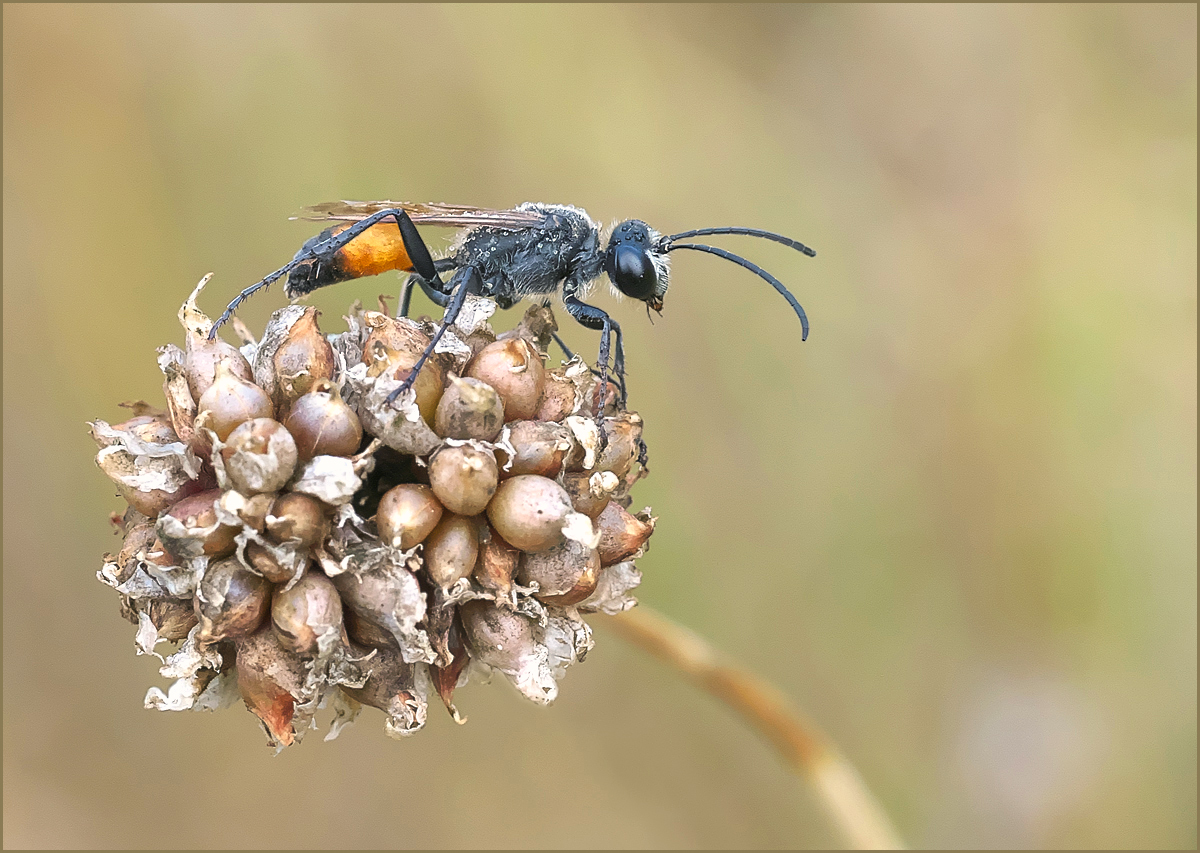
top-left (604, 220), bottom-right (669, 312)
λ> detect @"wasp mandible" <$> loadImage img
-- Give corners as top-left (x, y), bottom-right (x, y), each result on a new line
top-left (209, 201), bottom-right (816, 406)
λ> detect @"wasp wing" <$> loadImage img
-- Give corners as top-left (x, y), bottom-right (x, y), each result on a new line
top-left (291, 200), bottom-right (546, 230)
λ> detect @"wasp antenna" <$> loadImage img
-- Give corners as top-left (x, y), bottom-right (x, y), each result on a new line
top-left (663, 227), bottom-right (816, 257)
top-left (666, 242), bottom-right (809, 340)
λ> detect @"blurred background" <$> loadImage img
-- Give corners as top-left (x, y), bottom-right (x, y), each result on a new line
top-left (3, 4), bottom-right (1195, 848)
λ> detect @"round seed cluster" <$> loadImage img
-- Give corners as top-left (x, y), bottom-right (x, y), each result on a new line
top-left (93, 277), bottom-right (654, 749)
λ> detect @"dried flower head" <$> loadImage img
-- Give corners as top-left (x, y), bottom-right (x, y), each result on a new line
top-left (94, 275), bottom-right (654, 749)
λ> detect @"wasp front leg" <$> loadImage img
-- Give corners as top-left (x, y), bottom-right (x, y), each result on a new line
top-left (562, 290), bottom-right (627, 410)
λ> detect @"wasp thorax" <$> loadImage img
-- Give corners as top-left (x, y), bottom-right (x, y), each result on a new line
top-left (465, 338), bottom-right (546, 422)
top-left (376, 483), bottom-right (443, 549)
top-left (272, 308), bottom-right (336, 409)
top-left (428, 444), bottom-right (498, 516)
top-left (283, 380), bottom-right (363, 459)
top-left (197, 361), bottom-right (275, 441)
top-left (434, 375), bottom-right (505, 442)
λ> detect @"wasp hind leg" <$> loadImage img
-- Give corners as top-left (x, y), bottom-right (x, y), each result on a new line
top-left (399, 259), bottom-right (459, 318)
top-left (385, 266), bottom-right (484, 406)
top-left (212, 208), bottom-right (451, 339)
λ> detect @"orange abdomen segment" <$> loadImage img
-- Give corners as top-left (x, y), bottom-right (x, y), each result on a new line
top-left (331, 221), bottom-right (414, 278)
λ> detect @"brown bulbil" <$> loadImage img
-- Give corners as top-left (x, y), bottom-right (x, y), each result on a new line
top-left (111, 414), bottom-right (179, 445)
top-left (595, 413), bottom-right (643, 478)
top-left (517, 538), bottom-right (600, 606)
top-left (497, 420), bottom-right (572, 479)
top-left (475, 526), bottom-right (519, 603)
top-left (376, 483), bottom-right (443, 549)
top-left (331, 563), bottom-right (426, 645)
top-left (114, 521), bottom-right (161, 583)
top-left (423, 513), bottom-right (480, 588)
top-left (429, 444), bottom-right (498, 516)
top-left (220, 417), bottom-right (298, 494)
top-left (234, 628), bottom-right (307, 747)
top-left (465, 338), bottom-right (546, 422)
top-left (163, 489), bottom-right (238, 558)
top-left (245, 541), bottom-right (302, 584)
top-left (434, 375), bottom-right (505, 442)
top-left (220, 490), bottom-right (276, 533)
top-left (344, 608), bottom-right (398, 649)
top-left (340, 640), bottom-right (422, 724)
top-left (271, 571), bottom-right (344, 656)
top-left (536, 369), bottom-right (579, 422)
top-left (596, 501), bottom-right (655, 566)
top-left (580, 380), bottom-right (622, 419)
top-left (119, 479), bottom-right (203, 520)
top-left (561, 470), bottom-right (619, 518)
top-left (141, 598), bottom-right (199, 641)
top-left (94, 416), bottom-right (206, 517)
top-left (283, 380), bottom-right (363, 459)
top-left (361, 313), bottom-right (447, 425)
top-left (497, 303), bottom-right (558, 354)
top-left (194, 555), bottom-right (272, 642)
top-left (266, 493), bottom-right (328, 547)
top-left (183, 330), bottom-right (254, 401)
top-left (485, 474), bottom-right (575, 553)
top-left (272, 308), bottom-right (336, 409)
top-left (360, 312), bottom-right (431, 361)
top-left (197, 362), bottom-right (275, 441)
top-left (363, 338), bottom-right (446, 426)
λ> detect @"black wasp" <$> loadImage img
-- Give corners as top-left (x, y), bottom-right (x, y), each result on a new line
top-left (209, 200), bottom-right (816, 406)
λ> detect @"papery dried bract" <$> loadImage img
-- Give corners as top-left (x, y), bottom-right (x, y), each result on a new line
top-left (459, 600), bottom-right (557, 705)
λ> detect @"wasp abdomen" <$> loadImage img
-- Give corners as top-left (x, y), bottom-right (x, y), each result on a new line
top-left (285, 222), bottom-right (414, 298)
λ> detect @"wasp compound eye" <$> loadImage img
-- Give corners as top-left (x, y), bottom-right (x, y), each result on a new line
top-left (606, 243), bottom-right (658, 302)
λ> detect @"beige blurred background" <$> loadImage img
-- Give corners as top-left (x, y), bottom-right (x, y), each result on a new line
top-left (3, 4), bottom-right (1195, 848)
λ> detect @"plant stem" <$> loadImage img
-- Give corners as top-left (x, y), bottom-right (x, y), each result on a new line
top-left (601, 605), bottom-right (905, 850)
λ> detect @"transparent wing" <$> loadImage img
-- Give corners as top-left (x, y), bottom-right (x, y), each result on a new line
top-left (291, 200), bottom-right (546, 230)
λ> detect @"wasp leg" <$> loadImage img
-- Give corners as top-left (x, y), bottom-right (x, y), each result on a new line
top-left (399, 277), bottom-right (415, 319)
top-left (399, 259), bottom-right (457, 318)
top-left (550, 332), bottom-right (627, 405)
top-left (562, 294), bottom-right (627, 409)
top-left (208, 260), bottom-right (305, 339)
top-left (212, 208), bottom-right (451, 339)
top-left (385, 267), bottom-right (483, 406)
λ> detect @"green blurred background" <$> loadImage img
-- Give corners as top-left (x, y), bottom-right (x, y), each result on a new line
top-left (4, 4), bottom-right (1195, 848)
